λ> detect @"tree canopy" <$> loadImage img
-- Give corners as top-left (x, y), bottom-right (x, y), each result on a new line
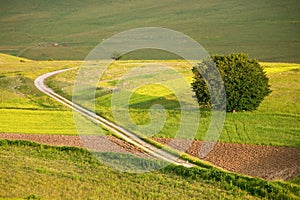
top-left (192, 53), bottom-right (271, 112)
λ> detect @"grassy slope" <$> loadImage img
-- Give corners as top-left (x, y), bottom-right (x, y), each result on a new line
top-left (0, 53), bottom-right (79, 135)
top-left (0, 140), bottom-right (299, 199)
top-left (0, 0), bottom-right (299, 62)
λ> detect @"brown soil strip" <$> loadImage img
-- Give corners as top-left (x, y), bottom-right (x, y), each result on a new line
top-left (0, 133), bottom-right (150, 158)
top-left (154, 138), bottom-right (300, 180)
top-left (0, 133), bottom-right (299, 180)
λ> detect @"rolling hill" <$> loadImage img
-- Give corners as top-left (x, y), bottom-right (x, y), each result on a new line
top-left (0, 0), bottom-right (299, 61)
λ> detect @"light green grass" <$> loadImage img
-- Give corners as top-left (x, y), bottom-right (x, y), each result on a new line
top-left (0, 0), bottom-right (299, 62)
top-left (0, 53), bottom-right (80, 135)
top-left (0, 140), bottom-right (299, 199)
top-left (0, 109), bottom-right (77, 135)
top-left (262, 62), bottom-right (300, 74)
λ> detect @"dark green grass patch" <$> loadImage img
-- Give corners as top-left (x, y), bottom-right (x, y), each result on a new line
top-left (0, 0), bottom-right (299, 62)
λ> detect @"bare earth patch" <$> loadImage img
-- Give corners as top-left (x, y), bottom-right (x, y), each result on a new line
top-left (0, 133), bottom-right (150, 158)
top-left (154, 138), bottom-right (300, 180)
top-left (0, 133), bottom-right (299, 180)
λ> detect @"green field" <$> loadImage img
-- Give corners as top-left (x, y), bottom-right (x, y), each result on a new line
top-left (0, 0), bottom-right (299, 62)
top-left (0, 140), bottom-right (299, 199)
top-left (46, 59), bottom-right (300, 148)
top-left (0, 53), bottom-right (299, 147)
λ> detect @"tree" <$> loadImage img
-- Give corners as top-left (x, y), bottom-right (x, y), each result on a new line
top-left (191, 53), bottom-right (271, 112)
top-left (111, 51), bottom-right (122, 60)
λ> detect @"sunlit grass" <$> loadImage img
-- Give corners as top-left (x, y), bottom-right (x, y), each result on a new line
top-left (48, 60), bottom-right (300, 147)
top-left (0, 109), bottom-right (77, 135)
top-left (261, 62), bottom-right (300, 74)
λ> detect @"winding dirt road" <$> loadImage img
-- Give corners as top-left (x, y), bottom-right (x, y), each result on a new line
top-left (34, 68), bottom-right (193, 167)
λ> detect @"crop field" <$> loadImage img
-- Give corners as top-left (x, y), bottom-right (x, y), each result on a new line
top-left (0, 0), bottom-right (299, 62)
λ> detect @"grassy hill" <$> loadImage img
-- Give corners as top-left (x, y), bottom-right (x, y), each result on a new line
top-left (0, 0), bottom-right (299, 62)
top-left (0, 140), bottom-right (299, 199)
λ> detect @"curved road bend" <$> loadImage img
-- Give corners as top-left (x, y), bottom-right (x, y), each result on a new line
top-left (34, 68), bottom-right (194, 168)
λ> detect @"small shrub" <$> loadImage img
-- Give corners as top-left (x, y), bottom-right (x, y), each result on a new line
top-left (111, 51), bottom-right (122, 60)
